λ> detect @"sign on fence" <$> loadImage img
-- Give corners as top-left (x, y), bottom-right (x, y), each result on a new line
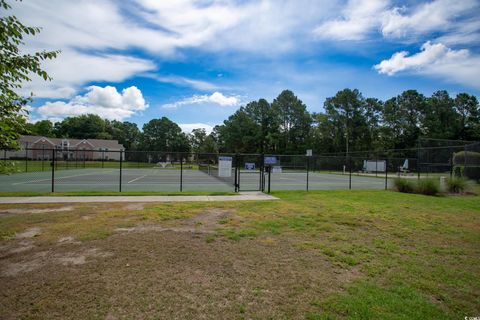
top-left (363, 160), bottom-right (386, 172)
top-left (264, 156), bottom-right (277, 165)
top-left (245, 162), bottom-right (256, 171)
top-left (218, 156), bottom-right (232, 177)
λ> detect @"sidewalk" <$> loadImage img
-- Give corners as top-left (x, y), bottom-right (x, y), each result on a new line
top-left (0, 192), bottom-right (278, 204)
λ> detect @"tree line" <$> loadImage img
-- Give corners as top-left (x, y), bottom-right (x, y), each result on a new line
top-left (24, 88), bottom-right (479, 155)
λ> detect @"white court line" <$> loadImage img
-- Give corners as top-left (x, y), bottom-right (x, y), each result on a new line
top-left (17, 183), bottom-right (188, 185)
top-left (127, 174), bottom-right (147, 184)
top-left (12, 170), bottom-right (116, 185)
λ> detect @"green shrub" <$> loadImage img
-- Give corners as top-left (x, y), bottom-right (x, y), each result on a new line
top-left (393, 177), bottom-right (415, 193)
top-left (415, 179), bottom-right (440, 196)
top-left (452, 165), bottom-right (464, 177)
top-left (446, 176), bottom-right (469, 193)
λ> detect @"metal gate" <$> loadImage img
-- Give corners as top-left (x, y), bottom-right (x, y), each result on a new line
top-left (237, 154), bottom-right (264, 191)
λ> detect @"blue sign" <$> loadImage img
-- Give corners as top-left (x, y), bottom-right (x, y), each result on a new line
top-left (245, 163), bottom-right (255, 170)
top-left (218, 156), bottom-right (232, 161)
top-left (264, 156), bottom-right (277, 165)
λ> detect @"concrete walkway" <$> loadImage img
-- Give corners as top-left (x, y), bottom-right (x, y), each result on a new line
top-left (0, 192), bottom-right (278, 204)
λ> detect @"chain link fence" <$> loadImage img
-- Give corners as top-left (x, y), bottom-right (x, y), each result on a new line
top-left (0, 142), bottom-right (478, 193)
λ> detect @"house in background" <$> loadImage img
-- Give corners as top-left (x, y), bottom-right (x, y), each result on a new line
top-left (5, 136), bottom-right (125, 161)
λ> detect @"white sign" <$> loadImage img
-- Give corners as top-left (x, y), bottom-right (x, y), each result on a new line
top-left (363, 160), bottom-right (386, 172)
top-left (306, 149), bottom-right (312, 156)
top-left (218, 156), bottom-right (232, 177)
top-left (245, 162), bottom-right (256, 170)
top-left (272, 166), bottom-right (282, 174)
top-left (264, 156), bottom-right (277, 165)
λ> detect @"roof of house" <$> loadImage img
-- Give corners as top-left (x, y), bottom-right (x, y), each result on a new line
top-left (20, 135), bottom-right (124, 149)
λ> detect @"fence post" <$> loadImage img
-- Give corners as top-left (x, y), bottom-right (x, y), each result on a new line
top-left (237, 154), bottom-right (241, 192)
top-left (234, 154), bottom-right (238, 192)
top-left (258, 153), bottom-right (265, 192)
top-left (417, 140), bottom-right (420, 180)
top-left (306, 156), bottom-right (309, 191)
top-left (348, 156), bottom-right (352, 190)
top-left (119, 150), bottom-right (123, 192)
top-left (180, 155), bottom-right (183, 192)
top-left (267, 166), bottom-right (271, 193)
top-left (385, 158), bottom-right (388, 190)
top-left (51, 149), bottom-right (55, 193)
top-left (259, 154), bottom-right (263, 192)
top-left (102, 150), bottom-right (105, 168)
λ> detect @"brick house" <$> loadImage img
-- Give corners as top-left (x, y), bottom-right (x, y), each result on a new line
top-left (5, 136), bottom-right (125, 161)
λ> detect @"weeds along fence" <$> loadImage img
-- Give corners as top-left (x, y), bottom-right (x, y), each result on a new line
top-left (0, 143), bottom-right (478, 193)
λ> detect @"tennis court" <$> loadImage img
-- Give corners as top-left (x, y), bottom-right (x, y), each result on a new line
top-left (268, 171), bottom-right (389, 190)
top-left (0, 166), bottom-right (390, 193)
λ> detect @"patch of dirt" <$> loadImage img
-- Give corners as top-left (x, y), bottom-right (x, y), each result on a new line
top-left (0, 206), bottom-right (74, 216)
top-left (123, 203), bottom-right (145, 211)
top-left (333, 264), bottom-right (362, 283)
top-left (2, 251), bottom-right (48, 277)
top-left (55, 249), bottom-right (112, 266)
top-left (0, 244), bottom-right (112, 277)
top-left (115, 208), bottom-right (236, 234)
top-left (57, 236), bottom-right (81, 245)
top-left (16, 227), bottom-right (41, 239)
top-left (8, 240), bottom-right (35, 254)
top-left (0, 230), bottom-right (363, 319)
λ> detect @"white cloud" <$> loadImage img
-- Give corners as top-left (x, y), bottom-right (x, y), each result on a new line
top-left (179, 123), bottom-right (215, 134)
top-left (19, 50), bottom-right (156, 99)
top-left (313, 0), bottom-right (480, 43)
top-left (374, 42), bottom-right (480, 89)
top-left (313, 0), bottom-right (389, 40)
top-left (162, 92), bottom-right (241, 109)
top-left (381, 0), bottom-right (478, 39)
top-left (9, 0), bottom-right (336, 98)
top-left (144, 74), bottom-right (218, 91)
top-left (13, 0), bottom-right (334, 55)
top-left (435, 18), bottom-right (480, 45)
top-left (35, 86), bottom-right (148, 121)
top-left (135, 0), bottom-right (335, 53)
top-left (8, 0), bottom-right (479, 103)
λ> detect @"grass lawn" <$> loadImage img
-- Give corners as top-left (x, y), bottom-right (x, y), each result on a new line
top-left (0, 190), bottom-right (479, 319)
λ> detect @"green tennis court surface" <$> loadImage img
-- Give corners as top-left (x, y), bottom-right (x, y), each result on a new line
top-left (0, 167), bottom-right (390, 193)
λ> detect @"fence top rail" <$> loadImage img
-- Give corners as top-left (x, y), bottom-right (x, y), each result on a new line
top-left (3, 144), bottom-right (478, 158)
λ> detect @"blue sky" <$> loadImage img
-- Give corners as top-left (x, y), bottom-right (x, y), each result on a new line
top-left (11, 0), bottom-right (480, 133)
